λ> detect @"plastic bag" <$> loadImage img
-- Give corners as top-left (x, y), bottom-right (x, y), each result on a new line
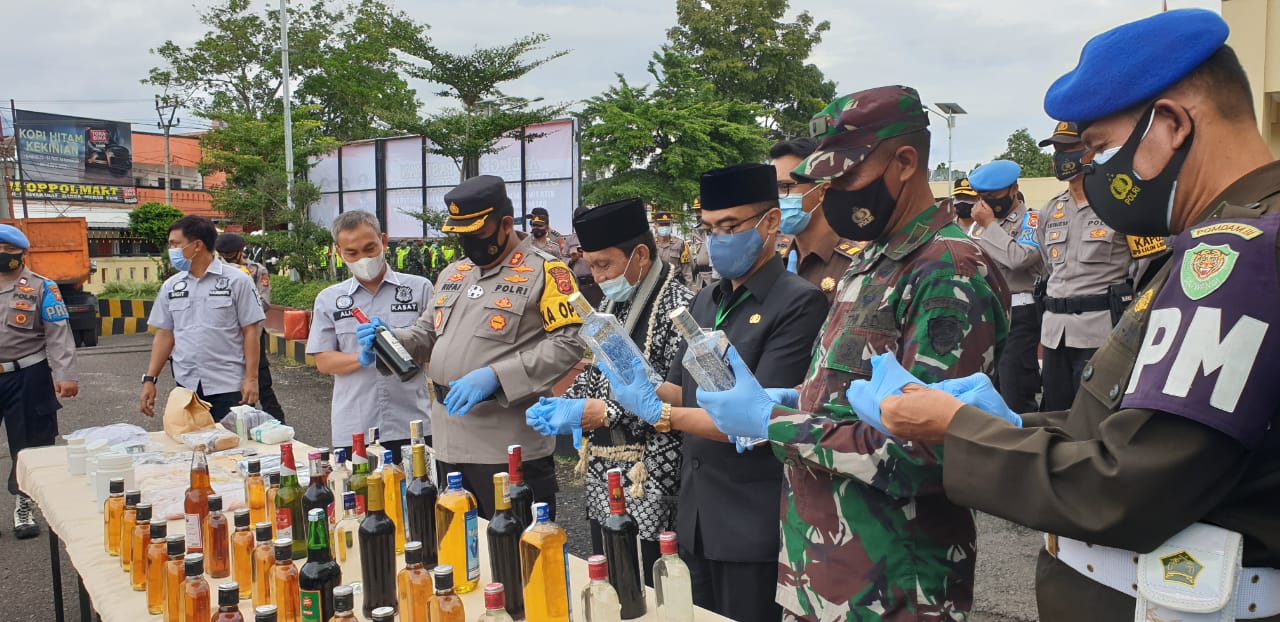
top-left (179, 428), bottom-right (241, 452)
top-left (220, 405), bottom-right (278, 439)
top-left (249, 420), bottom-right (295, 444)
top-left (64, 423), bottom-right (149, 447)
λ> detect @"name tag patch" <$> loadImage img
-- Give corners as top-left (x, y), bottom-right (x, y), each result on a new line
top-left (390, 303), bottom-right (419, 313)
top-left (209, 290), bottom-right (231, 297)
top-left (169, 290), bottom-right (190, 299)
top-left (333, 309), bottom-right (355, 321)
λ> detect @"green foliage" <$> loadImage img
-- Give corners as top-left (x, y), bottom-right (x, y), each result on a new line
top-left (128, 202), bottom-right (185, 249)
top-left (578, 49), bottom-right (771, 211)
top-left (99, 280), bottom-right (162, 300)
top-left (268, 275), bottom-right (336, 310)
top-left (251, 222), bottom-right (333, 282)
top-left (667, 0), bottom-right (835, 139)
top-left (995, 128), bottom-right (1054, 178)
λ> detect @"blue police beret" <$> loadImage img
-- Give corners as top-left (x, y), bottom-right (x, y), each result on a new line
top-left (968, 160), bottom-right (1022, 192)
top-left (1044, 9), bottom-right (1229, 124)
top-left (0, 224), bottom-right (30, 249)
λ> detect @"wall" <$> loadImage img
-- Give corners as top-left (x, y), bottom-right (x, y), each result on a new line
top-left (86, 256), bottom-right (162, 294)
top-left (930, 176), bottom-right (1068, 212)
top-left (1224, 0), bottom-right (1280, 158)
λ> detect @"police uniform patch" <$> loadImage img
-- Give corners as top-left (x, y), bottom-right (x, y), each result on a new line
top-left (539, 260), bottom-right (581, 332)
top-left (456, 263), bottom-right (474, 272)
top-left (17, 276), bottom-right (27, 286)
top-left (820, 277), bottom-right (836, 292)
top-left (448, 273), bottom-right (466, 283)
top-left (1050, 247), bottom-right (1061, 259)
top-left (508, 252), bottom-right (525, 266)
top-left (17, 286), bottom-right (34, 294)
top-left (13, 300), bottom-right (31, 311)
top-left (504, 275), bottom-right (529, 284)
top-left (466, 285), bottom-right (484, 299)
top-left (261, 274), bottom-right (270, 288)
top-left (495, 297), bottom-right (513, 309)
top-left (1026, 212), bottom-right (1039, 228)
top-left (1180, 243), bottom-right (1237, 300)
top-left (395, 286), bottom-right (414, 303)
top-left (510, 264), bottom-right (535, 273)
top-left (335, 295), bottom-right (354, 310)
top-left (13, 312), bottom-right (29, 326)
top-left (174, 280), bottom-right (187, 292)
top-left (489, 314), bottom-right (507, 331)
top-left (1089, 229), bottom-right (1108, 238)
top-left (927, 316), bottom-right (965, 354)
top-left (435, 294), bottom-right (447, 306)
top-left (548, 265), bottom-right (574, 295)
top-left (1126, 235), bottom-right (1168, 258)
top-left (1049, 232), bottom-right (1061, 241)
top-left (1052, 210), bottom-right (1065, 219)
top-left (215, 277), bottom-right (230, 290)
top-left (1190, 222), bottom-right (1263, 240)
top-left (1159, 550), bottom-right (1203, 587)
top-left (434, 309), bottom-right (443, 330)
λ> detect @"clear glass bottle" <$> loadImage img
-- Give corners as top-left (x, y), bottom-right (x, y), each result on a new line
top-left (487, 473), bottom-right (524, 619)
top-left (207, 494), bottom-right (231, 578)
top-left (213, 582), bottom-right (246, 622)
top-left (366, 427), bottom-right (385, 471)
top-left (185, 448), bottom-right (215, 554)
top-left (332, 491), bottom-right (362, 594)
top-left (379, 448), bottom-right (406, 554)
top-left (164, 535), bottom-right (186, 622)
top-left (653, 531), bottom-right (693, 622)
top-left (329, 449), bottom-right (349, 504)
top-left (397, 541), bottom-right (432, 622)
top-left (480, 583), bottom-right (516, 622)
top-left (145, 522), bottom-right (168, 614)
top-left (299, 508), bottom-right (342, 622)
top-left (245, 459), bottom-right (267, 527)
top-left (103, 478), bottom-right (125, 555)
top-left (119, 489), bottom-right (141, 570)
top-left (329, 585), bottom-right (357, 621)
top-left (435, 471), bottom-right (480, 594)
top-left (271, 538), bottom-right (301, 622)
top-left (232, 509), bottom-right (255, 600)
top-left (404, 444), bottom-right (438, 566)
top-left (519, 502), bottom-right (569, 622)
top-left (359, 477), bottom-right (398, 617)
top-left (570, 292), bottom-right (662, 385)
top-left (430, 565), bottom-right (466, 622)
top-left (252, 522), bottom-right (276, 610)
top-left (130, 502), bottom-right (153, 590)
top-left (347, 432), bottom-right (369, 517)
top-left (582, 555), bottom-right (622, 622)
top-left (669, 306), bottom-right (765, 445)
top-left (182, 553), bottom-right (211, 622)
top-left (600, 470), bottom-right (645, 618)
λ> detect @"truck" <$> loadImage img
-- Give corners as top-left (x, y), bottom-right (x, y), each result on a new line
top-left (0, 217), bottom-right (100, 346)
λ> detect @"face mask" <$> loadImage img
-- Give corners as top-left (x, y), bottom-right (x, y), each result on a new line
top-left (707, 216), bottom-right (767, 279)
top-left (656, 225), bottom-right (672, 237)
top-left (598, 250), bottom-right (638, 302)
top-left (532, 228), bottom-right (547, 239)
top-left (952, 201), bottom-right (974, 219)
top-left (1053, 149), bottom-right (1086, 181)
top-left (460, 225), bottom-right (508, 266)
top-left (168, 242), bottom-right (194, 272)
top-left (0, 251), bottom-right (23, 273)
top-left (984, 193), bottom-right (1016, 219)
top-left (778, 185), bottom-right (822, 235)
top-left (348, 253), bottom-right (386, 281)
top-left (821, 163), bottom-right (899, 241)
top-left (1082, 103), bottom-right (1193, 237)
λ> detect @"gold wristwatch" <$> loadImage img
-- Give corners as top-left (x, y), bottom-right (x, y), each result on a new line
top-left (654, 402), bottom-right (673, 433)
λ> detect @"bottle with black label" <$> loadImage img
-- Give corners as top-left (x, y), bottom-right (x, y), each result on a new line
top-left (352, 307), bottom-right (419, 381)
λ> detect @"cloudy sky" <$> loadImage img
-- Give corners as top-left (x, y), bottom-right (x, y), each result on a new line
top-left (0, 0), bottom-right (1219, 174)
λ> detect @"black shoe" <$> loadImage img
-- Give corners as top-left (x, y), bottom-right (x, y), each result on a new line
top-left (14, 494), bottom-right (39, 539)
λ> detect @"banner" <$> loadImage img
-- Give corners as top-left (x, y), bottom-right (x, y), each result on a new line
top-left (13, 109), bottom-right (136, 204)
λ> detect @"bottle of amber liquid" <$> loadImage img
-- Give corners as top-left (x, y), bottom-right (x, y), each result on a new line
top-left (103, 478), bottom-right (125, 555)
top-left (213, 582), bottom-right (246, 622)
top-left (186, 447), bottom-right (215, 554)
top-left (435, 472), bottom-right (479, 594)
top-left (252, 522), bottom-right (276, 609)
top-left (164, 535), bottom-right (186, 622)
top-left (245, 459), bottom-right (267, 527)
top-left (379, 449), bottom-right (406, 554)
top-left (130, 502), bottom-right (153, 591)
top-left (429, 565), bottom-right (466, 622)
top-left (207, 494), bottom-right (231, 578)
top-left (520, 502), bottom-right (569, 622)
top-left (119, 489), bottom-right (141, 570)
top-left (272, 538), bottom-right (301, 622)
top-left (266, 472), bottom-right (281, 539)
top-left (146, 522), bottom-right (168, 614)
top-left (396, 541), bottom-right (432, 622)
top-left (329, 585), bottom-right (357, 621)
top-left (231, 509), bottom-right (255, 600)
top-left (254, 605), bottom-right (278, 622)
top-left (182, 553), bottom-right (211, 622)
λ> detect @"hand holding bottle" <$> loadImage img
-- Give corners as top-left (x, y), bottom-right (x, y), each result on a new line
top-left (597, 358), bottom-right (663, 424)
top-left (525, 398), bottom-right (584, 449)
top-left (694, 346), bottom-right (774, 440)
top-left (445, 367), bottom-right (499, 417)
top-left (356, 317), bottom-right (386, 347)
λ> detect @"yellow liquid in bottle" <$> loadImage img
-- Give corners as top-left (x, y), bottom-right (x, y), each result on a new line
top-left (145, 540), bottom-right (167, 613)
top-left (245, 473), bottom-right (267, 526)
top-left (119, 508), bottom-right (137, 570)
top-left (164, 557), bottom-right (184, 622)
top-left (104, 495), bottom-right (124, 555)
top-left (381, 458), bottom-right (406, 554)
top-left (396, 563), bottom-right (432, 622)
top-left (272, 559), bottom-right (301, 622)
top-left (129, 522), bottom-right (150, 590)
top-left (232, 529), bottom-right (254, 599)
top-left (435, 477), bottom-right (479, 594)
top-left (520, 508), bottom-right (569, 622)
top-left (252, 542), bottom-right (275, 609)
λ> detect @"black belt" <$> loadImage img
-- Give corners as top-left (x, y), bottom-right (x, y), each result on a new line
top-left (1043, 294), bottom-right (1111, 314)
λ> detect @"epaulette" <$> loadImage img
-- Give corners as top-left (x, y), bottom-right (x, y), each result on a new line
top-left (530, 247), bottom-right (558, 262)
top-left (834, 240), bottom-right (863, 259)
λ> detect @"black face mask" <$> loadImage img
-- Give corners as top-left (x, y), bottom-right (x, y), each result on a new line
top-left (532, 228), bottom-right (547, 239)
top-left (821, 163), bottom-right (900, 241)
top-left (984, 193), bottom-right (1015, 219)
top-left (1081, 103), bottom-right (1194, 237)
top-left (460, 225), bottom-right (508, 266)
top-left (0, 251), bottom-right (22, 273)
top-left (1053, 149), bottom-right (1086, 181)
top-left (952, 201), bottom-right (974, 219)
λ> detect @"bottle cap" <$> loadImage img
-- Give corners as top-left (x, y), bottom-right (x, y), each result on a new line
top-left (317, 447), bottom-right (331, 462)
top-left (247, 459), bottom-right (261, 474)
top-left (233, 508), bottom-right (250, 528)
top-left (124, 490), bottom-right (141, 507)
top-left (135, 502), bottom-right (152, 522)
top-left (150, 521), bottom-right (167, 539)
top-left (218, 583), bottom-right (239, 606)
top-left (308, 508), bottom-right (325, 523)
top-left (432, 564), bottom-right (454, 592)
top-left (208, 494), bottom-right (222, 512)
top-left (108, 478), bottom-right (124, 494)
top-left (268, 471), bottom-right (280, 486)
top-left (166, 534), bottom-right (185, 556)
top-left (446, 471), bottom-right (463, 490)
top-left (255, 522), bottom-right (273, 542)
top-left (308, 451), bottom-right (321, 463)
top-left (254, 605), bottom-right (278, 622)
top-left (333, 585), bottom-right (354, 612)
top-left (342, 490), bottom-right (356, 511)
top-left (351, 432), bottom-right (365, 453)
top-left (533, 501), bottom-right (550, 523)
top-left (383, 449), bottom-right (394, 465)
top-left (507, 445), bottom-right (524, 484)
top-left (273, 538), bottom-right (293, 560)
top-left (659, 531), bottom-right (679, 556)
top-left (333, 448), bottom-right (347, 464)
top-left (483, 583), bottom-right (506, 610)
top-left (370, 607), bottom-right (395, 622)
top-left (404, 541), bottom-right (422, 565)
top-left (184, 553), bottom-right (204, 576)
top-left (368, 426), bottom-right (380, 441)
top-left (588, 554), bottom-right (608, 581)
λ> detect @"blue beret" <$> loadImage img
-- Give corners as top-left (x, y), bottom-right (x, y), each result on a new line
top-left (968, 160), bottom-right (1022, 192)
top-left (1045, 9), bottom-right (1229, 124)
top-left (0, 224), bottom-right (29, 249)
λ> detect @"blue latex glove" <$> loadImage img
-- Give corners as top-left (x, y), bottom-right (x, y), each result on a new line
top-left (764, 388), bottom-right (799, 409)
top-left (845, 353), bottom-right (925, 436)
top-left (445, 367), bottom-right (499, 417)
top-left (597, 358), bottom-right (663, 424)
top-left (932, 374), bottom-right (1023, 427)
top-left (356, 316), bottom-right (386, 348)
top-left (694, 346), bottom-right (774, 440)
top-left (525, 397), bottom-right (585, 449)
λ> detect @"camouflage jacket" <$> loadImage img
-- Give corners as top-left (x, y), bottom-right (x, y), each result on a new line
top-left (767, 203), bottom-right (1010, 621)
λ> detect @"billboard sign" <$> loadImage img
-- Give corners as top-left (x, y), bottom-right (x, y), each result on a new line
top-left (11, 109), bottom-right (137, 204)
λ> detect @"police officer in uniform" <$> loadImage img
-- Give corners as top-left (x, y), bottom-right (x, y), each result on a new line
top-left (529, 213), bottom-right (563, 259)
top-left (1034, 122), bottom-right (1163, 410)
top-left (0, 224), bottom-right (78, 538)
top-left (141, 216), bottom-right (265, 422)
top-left (880, 9), bottom-right (1280, 621)
top-left (364, 175), bottom-right (585, 518)
top-left (967, 160), bottom-right (1045, 413)
top-left (951, 177), bottom-right (979, 229)
top-left (216, 233), bottom-right (286, 422)
top-left (529, 207), bottom-right (566, 257)
top-left (769, 137), bottom-right (861, 304)
top-left (686, 200), bottom-right (715, 290)
top-left (307, 211), bottom-right (433, 455)
top-left (653, 211), bottom-right (693, 285)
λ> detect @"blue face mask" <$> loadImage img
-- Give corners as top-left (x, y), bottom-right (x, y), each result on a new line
top-left (777, 186), bottom-right (821, 235)
top-left (707, 216), bottom-right (766, 279)
top-left (168, 242), bottom-right (194, 272)
top-left (656, 225), bottom-right (672, 237)
top-left (599, 249), bottom-right (638, 302)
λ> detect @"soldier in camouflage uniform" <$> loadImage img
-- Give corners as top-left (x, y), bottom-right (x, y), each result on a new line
top-left (694, 86), bottom-right (1011, 620)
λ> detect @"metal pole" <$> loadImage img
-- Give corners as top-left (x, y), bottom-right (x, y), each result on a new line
top-left (10, 99), bottom-right (29, 219)
top-left (155, 95), bottom-right (180, 206)
top-left (947, 114), bottom-right (954, 181)
top-left (162, 123), bottom-right (172, 206)
top-left (0, 110), bottom-right (11, 219)
top-left (280, 0), bottom-right (295, 214)
top-left (520, 126), bottom-right (527, 230)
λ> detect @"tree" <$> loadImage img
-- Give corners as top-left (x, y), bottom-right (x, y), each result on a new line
top-left (394, 33), bottom-right (568, 179)
top-left (667, 0), bottom-right (836, 139)
top-left (995, 128), bottom-right (1054, 178)
top-left (578, 49), bottom-right (770, 211)
top-left (128, 202), bottom-right (185, 250)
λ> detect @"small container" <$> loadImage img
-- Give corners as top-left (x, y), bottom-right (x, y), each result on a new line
top-left (94, 453), bottom-right (135, 509)
top-left (66, 437), bottom-right (87, 475)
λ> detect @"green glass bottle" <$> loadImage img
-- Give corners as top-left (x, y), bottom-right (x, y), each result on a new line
top-left (298, 508), bottom-right (341, 622)
top-left (274, 443), bottom-right (307, 560)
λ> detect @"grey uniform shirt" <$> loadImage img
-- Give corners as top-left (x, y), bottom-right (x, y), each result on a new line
top-left (306, 270), bottom-right (433, 447)
top-left (393, 236), bottom-right (586, 465)
top-left (148, 259), bottom-right (265, 395)
top-left (655, 235), bottom-right (692, 284)
top-left (1036, 190), bottom-right (1147, 349)
top-left (0, 267), bottom-right (77, 383)
top-left (970, 202), bottom-right (1044, 297)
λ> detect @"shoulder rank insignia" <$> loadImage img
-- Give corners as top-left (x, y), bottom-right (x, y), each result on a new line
top-left (448, 272), bottom-right (466, 282)
top-left (1089, 229), bottom-right (1108, 239)
top-left (820, 277), bottom-right (836, 292)
top-left (435, 294), bottom-right (447, 306)
top-left (503, 275), bottom-right (529, 284)
top-left (1190, 222), bottom-right (1263, 240)
top-left (456, 263), bottom-right (474, 272)
top-left (508, 251), bottom-right (525, 266)
top-left (510, 264), bottom-right (535, 273)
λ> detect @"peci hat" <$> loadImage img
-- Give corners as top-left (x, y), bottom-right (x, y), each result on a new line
top-left (792, 85), bottom-right (930, 183)
top-left (699, 163), bottom-right (779, 211)
top-left (574, 198), bottom-right (650, 252)
top-left (441, 175), bottom-right (512, 234)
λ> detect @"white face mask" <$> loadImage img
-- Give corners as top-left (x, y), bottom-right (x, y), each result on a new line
top-left (348, 253), bottom-right (386, 282)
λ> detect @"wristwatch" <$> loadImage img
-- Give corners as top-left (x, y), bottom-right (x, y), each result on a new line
top-left (654, 402), bottom-right (673, 433)
top-left (141, 375), bottom-right (158, 385)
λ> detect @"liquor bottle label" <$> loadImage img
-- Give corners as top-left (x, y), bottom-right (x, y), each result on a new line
top-left (400, 481), bottom-right (409, 539)
top-left (326, 502), bottom-right (335, 524)
top-left (563, 542), bottom-right (572, 616)
top-left (465, 508), bottom-right (480, 580)
top-left (185, 514), bottom-right (202, 547)
top-left (276, 508), bottom-right (292, 540)
top-left (355, 495), bottom-right (367, 516)
top-left (299, 589), bottom-right (322, 622)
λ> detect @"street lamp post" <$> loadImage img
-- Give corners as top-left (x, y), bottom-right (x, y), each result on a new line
top-left (927, 102), bottom-right (966, 181)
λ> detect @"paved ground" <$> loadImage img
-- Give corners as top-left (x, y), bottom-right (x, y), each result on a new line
top-left (0, 333), bottom-right (1041, 621)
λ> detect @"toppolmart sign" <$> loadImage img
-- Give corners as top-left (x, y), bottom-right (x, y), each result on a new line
top-left (13, 109), bottom-right (137, 204)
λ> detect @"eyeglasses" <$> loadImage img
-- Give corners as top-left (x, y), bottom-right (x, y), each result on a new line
top-left (696, 209), bottom-right (771, 237)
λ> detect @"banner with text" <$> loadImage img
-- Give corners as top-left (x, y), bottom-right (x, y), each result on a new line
top-left (12, 109), bottom-right (136, 204)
